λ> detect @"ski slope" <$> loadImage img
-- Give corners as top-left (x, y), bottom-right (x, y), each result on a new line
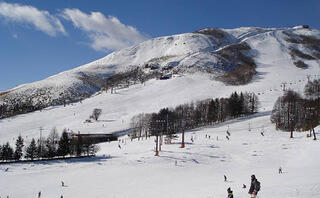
top-left (1, 111), bottom-right (319, 198)
top-left (0, 26), bottom-right (320, 198)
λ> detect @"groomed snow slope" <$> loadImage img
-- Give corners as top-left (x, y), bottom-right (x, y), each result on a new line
top-left (1, 112), bottom-right (320, 198)
top-left (0, 26), bottom-right (320, 198)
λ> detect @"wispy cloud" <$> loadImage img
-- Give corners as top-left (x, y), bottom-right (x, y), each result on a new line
top-left (0, 2), bottom-right (66, 36)
top-left (62, 8), bottom-right (148, 51)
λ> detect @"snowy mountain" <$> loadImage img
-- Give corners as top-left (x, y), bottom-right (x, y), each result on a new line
top-left (1, 26), bottom-right (320, 198)
top-left (1, 26), bottom-right (320, 119)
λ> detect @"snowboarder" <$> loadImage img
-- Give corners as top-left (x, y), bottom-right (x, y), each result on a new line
top-left (227, 187), bottom-right (234, 198)
top-left (224, 175), bottom-right (227, 182)
top-left (61, 181), bottom-right (64, 187)
top-left (279, 166), bottom-right (282, 174)
top-left (248, 175), bottom-right (260, 198)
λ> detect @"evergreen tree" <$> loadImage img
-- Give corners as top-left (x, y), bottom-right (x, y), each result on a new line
top-left (25, 138), bottom-right (37, 161)
top-left (2, 142), bottom-right (14, 161)
top-left (57, 130), bottom-right (70, 157)
top-left (0, 145), bottom-right (3, 161)
top-left (14, 135), bottom-right (24, 161)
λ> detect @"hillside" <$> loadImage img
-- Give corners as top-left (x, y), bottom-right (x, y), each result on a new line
top-left (1, 26), bottom-right (320, 119)
top-left (0, 26), bottom-right (320, 198)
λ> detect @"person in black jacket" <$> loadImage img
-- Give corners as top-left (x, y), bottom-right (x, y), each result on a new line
top-left (227, 187), bottom-right (233, 198)
top-left (248, 175), bottom-right (260, 198)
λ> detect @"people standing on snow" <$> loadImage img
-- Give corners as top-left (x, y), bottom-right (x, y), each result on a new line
top-left (38, 191), bottom-right (41, 198)
top-left (279, 166), bottom-right (282, 174)
top-left (224, 175), bottom-right (227, 182)
top-left (248, 175), bottom-right (260, 198)
top-left (227, 187), bottom-right (234, 198)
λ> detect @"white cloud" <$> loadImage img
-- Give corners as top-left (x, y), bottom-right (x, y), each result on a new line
top-left (0, 2), bottom-right (66, 36)
top-left (62, 8), bottom-right (148, 51)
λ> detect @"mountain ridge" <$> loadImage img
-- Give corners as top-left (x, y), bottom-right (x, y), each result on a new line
top-left (0, 25), bottom-right (319, 119)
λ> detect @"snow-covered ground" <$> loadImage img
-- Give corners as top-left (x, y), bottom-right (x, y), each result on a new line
top-left (0, 26), bottom-right (320, 198)
top-left (1, 112), bottom-right (319, 198)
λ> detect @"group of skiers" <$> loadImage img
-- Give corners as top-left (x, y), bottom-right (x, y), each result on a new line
top-left (226, 174), bottom-right (261, 198)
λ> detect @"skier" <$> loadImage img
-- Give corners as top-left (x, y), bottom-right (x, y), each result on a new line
top-left (118, 144), bottom-right (121, 149)
top-left (38, 191), bottom-right (41, 198)
top-left (279, 166), bottom-right (282, 174)
top-left (61, 181), bottom-right (64, 187)
top-left (243, 184), bottom-right (247, 188)
top-left (226, 136), bottom-right (230, 140)
top-left (224, 175), bottom-right (227, 182)
top-left (248, 175), bottom-right (260, 198)
top-left (227, 187), bottom-right (234, 198)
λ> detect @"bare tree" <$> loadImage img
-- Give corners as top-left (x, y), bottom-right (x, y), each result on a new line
top-left (92, 108), bottom-right (102, 121)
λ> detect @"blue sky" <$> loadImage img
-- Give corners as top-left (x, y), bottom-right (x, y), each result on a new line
top-left (0, 0), bottom-right (319, 91)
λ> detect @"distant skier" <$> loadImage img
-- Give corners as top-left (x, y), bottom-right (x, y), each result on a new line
top-left (208, 135), bottom-right (211, 139)
top-left (226, 136), bottom-right (230, 140)
top-left (224, 175), bottom-right (227, 182)
top-left (118, 144), bottom-right (121, 149)
top-left (61, 181), bottom-right (64, 187)
top-left (279, 166), bottom-right (282, 174)
top-left (227, 187), bottom-right (234, 198)
top-left (216, 136), bottom-right (219, 141)
top-left (205, 134), bottom-right (208, 138)
top-left (260, 132), bottom-right (264, 136)
top-left (175, 160), bottom-right (178, 166)
top-left (243, 184), bottom-right (247, 188)
top-left (227, 130), bottom-right (231, 136)
top-left (248, 175), bottom-right (260, 198)
top-left (38, 191), bottom-right (41, 198)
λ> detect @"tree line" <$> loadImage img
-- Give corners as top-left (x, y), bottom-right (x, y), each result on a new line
top-left (0, 128), bottom-right (99, 162)
top-left (129, 91), bottom-right (259, 139)
top-left (271, 79), bottom-right (320, 139)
